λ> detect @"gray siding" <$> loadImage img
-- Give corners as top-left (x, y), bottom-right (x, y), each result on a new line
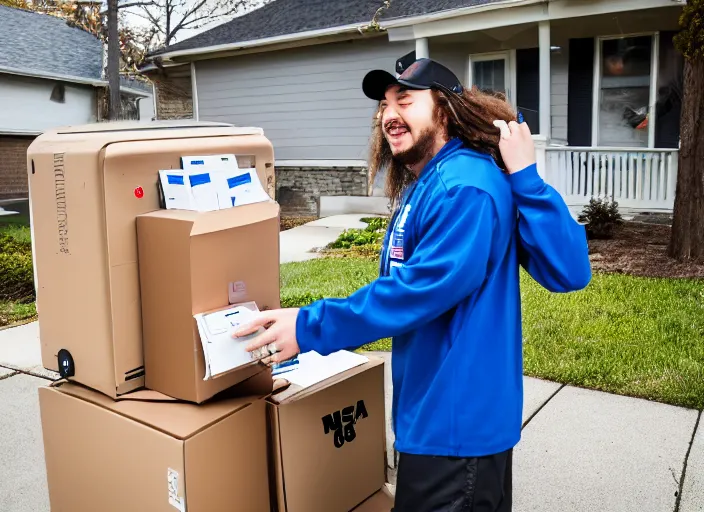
top-left (0, 74), bottom-right (96, 133)
top-left (550, 49), bottom-right (569, 145)
top-left (430, 48), bottom-right (468, 84)
top-left (195, 38), bottom-right (414, 161)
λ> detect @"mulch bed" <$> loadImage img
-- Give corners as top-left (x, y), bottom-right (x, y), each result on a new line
top-left (588, 221), bottom-right (704, 278)
top-left (280, 216), bottom-right (317, 231)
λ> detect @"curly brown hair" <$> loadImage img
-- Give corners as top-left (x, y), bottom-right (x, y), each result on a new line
top-left (369, 85), bottom-right (517, 205)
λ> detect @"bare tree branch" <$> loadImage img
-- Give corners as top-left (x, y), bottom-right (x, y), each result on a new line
top-left (128, 8), bottom-right (163, 32)
top-left (174, 13), bottom-right (212, 30)
top-left (170, 0), bottom-right (209, 33)
top-left (117, 1), bottom-right (156, 9)
top-left (138, 5), bottom-right (165, 35)
top-left (126, 0), bottom-right (265, 48)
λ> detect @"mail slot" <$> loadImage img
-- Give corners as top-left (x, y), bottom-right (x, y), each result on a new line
top-left (26, 121), bottom-right (277, 399)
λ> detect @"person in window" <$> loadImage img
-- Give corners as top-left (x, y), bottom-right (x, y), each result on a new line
top-left (235, 58), bottom-right (591, 511)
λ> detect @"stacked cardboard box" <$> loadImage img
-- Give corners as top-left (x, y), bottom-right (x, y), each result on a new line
top-left (27, 121), bottom-right (393, 511)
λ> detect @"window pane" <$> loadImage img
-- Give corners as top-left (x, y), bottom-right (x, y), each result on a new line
top-left (598, 36), bottom-right (652, 147)
top-left (473, 59), bottom-right (505, 94)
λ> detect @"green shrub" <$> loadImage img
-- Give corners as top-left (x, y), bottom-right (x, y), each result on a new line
top-left (0, 232), bottom-right (35, 302)
top-left (0, 230), bottom-right (31, 253)
top-left (328, 228), bottom-right (384, 249)
top-left (323, 245), bottom-right (383, 259)
top-left (0, 224), bottom-right (31, 245)
top-left (327, 216), bottom-right (390, 250)
top-left (0, 252), bottom-right (34, 302)
top-left (360, 216), bottom-right (390, 232)
top-left (578, 197), bottom-right (623, 240)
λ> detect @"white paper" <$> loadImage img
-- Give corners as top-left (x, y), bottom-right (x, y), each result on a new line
top-left (216, 167), bottom-right (270, 209)
top-left (181, 154), bottom-right (239, 172)
top-left (195, 304), bottom-right (265, 380)
top-left (280, 350), bottom-right (369, 389)
top-left (159, 170), bottom-right (194, 210)
top-left (167, 468), bottom-right (186, 512)
top-left (187, 172), bottom-right (220, 212)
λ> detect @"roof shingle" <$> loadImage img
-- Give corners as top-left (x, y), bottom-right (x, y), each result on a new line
top-left (153, 0), bottom-right (507, 56)
top-left (0, 5), bottom-right (103, 81)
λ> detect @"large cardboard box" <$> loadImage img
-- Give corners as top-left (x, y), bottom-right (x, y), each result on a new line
top-left (26, 120), bottom-right (276, 398)
top-left (136, 201), bottom-right (281, 403)
top-left (38, 370), bottom-right (274, 512)
top-left (268, 356), bottom-right (387, 512)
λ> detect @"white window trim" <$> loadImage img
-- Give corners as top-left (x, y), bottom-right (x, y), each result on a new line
top-left (467, 50), bottom-right (517, 109)
top-left (591, 31), bottom-right (660, 148)
top-left (191, 62), bottom-right (199, 121)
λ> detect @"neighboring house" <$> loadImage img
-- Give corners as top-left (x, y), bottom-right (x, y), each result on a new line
top-left (140, 0), bottom-right (685, 216)
top-left (0, 5), bottom-right (155, 201)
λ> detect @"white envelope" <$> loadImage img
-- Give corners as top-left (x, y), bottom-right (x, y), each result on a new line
top-left (187, 171), bottom-right (220, 212)
top-left (279, 350), bottom-right (369, 390)
top-left (216, 168), bottom-right (270, 209)
top-left (195, 303), bottom-right (266, 380)
top-left (159, 170), bottom-right (195, 210)
top-left (181, 154), bottom-right (239, 172)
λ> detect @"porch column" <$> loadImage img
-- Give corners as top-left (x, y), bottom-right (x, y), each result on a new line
top-left (538, 20), bottom-right (551, 141)
top-left (415, 38), bottom-right (429, 59)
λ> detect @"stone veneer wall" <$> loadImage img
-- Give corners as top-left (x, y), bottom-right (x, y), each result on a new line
top-left (275, 166), bottom-right (368, 217)
top-left (151, 75), bottom-right (193, 120)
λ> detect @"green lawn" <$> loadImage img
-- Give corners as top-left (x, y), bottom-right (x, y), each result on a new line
top-left (2, 217), bottom-right (702, 409)
top-left (0, 300), bottom-right (36, 328)
top-left (280, 257), bottom-right (704, 410)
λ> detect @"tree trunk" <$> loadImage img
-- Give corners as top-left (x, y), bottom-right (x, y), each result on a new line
top-left (668, 56), bottom-right (704, 262)
top-left (106, 0), bottom-right (121, 120)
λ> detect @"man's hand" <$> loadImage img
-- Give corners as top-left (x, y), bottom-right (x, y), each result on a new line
top-left (493, 119), bottom-right (536, 174)
top-left (232, 308), bottom-right (301, 365)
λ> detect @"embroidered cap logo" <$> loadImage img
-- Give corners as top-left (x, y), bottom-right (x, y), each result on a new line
top-left (400, 61), bottom-right (422, 81)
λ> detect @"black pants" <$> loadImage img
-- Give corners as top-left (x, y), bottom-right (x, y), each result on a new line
top-left (393, 449), bottom-right (512, 512)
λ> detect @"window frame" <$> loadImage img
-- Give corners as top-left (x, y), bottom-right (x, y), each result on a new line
top-left (591, 32), bottom-right (660, 148)
top-left (467, 50), bottom-right (517, 109)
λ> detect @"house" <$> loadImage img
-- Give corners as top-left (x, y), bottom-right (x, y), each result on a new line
top-left (0, 5), bottom-right (155, 201)
top-left (140, 0), bottom-right (685, 216)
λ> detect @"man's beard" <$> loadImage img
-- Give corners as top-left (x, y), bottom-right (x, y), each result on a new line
top-left (389, 126), bottom-right (437, 168)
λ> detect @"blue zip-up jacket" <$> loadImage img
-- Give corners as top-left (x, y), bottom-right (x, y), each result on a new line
top-left (296, 138), bottom-right (591, 457)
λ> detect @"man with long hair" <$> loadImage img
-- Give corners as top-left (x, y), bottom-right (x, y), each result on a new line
top-left (235, 58), bottom-right (591, 511)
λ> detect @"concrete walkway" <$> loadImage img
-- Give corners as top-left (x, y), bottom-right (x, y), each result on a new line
top-left (1, 213), bottom-right (702, 511)
top-left (279, 214), bottom-right (372, 263)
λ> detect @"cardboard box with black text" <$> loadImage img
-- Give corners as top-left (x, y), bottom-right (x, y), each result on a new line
top-left (38, 370), bottom-right (274, 512)
top-left (26, 121), bottom-right (276, 398)
top-left (267, 356), bottom-right (387, 512)
top-left (136, 201), bottom-right (281, 403)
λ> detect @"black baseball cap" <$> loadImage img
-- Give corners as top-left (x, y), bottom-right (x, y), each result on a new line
top-left (362, 57), bottom-right (464, 101)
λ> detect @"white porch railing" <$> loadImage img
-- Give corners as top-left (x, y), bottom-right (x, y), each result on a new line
top-left (540, 146), bottom-right (679, 210)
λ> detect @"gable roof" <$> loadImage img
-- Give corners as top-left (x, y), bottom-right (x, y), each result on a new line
top-left (150, 0), bottom-right (508, 58)
top-left (0, 5), bottom-right (103, 83)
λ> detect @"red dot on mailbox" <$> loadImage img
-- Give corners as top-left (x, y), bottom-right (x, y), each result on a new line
top-left (134, 187), bottom-right (144, 198)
